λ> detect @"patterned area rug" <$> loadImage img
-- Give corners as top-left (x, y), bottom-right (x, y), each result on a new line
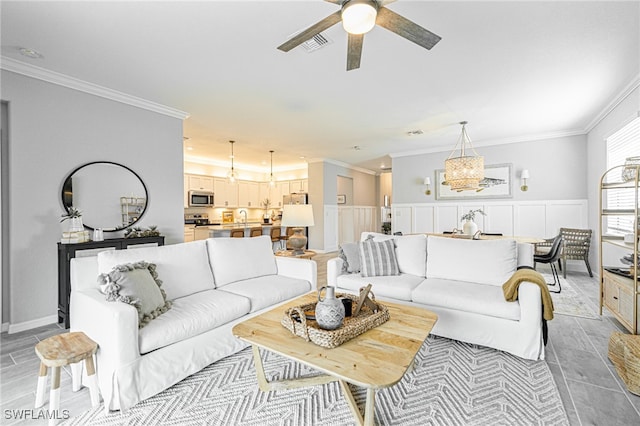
top-left (543, 274), bottom-right (600, 319)
top-left (65, 336), bottom-right (568, 426)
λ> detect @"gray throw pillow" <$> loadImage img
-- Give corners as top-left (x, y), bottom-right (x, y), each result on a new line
top-left (98, 261), bottom-right (172, 328)
top-left (359, 238), bottom-right (400, 277)
top-left (338, 242), bottom-right (361, 273)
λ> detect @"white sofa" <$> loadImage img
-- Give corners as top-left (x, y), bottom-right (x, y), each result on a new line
top-left (70, 235), bottom-right (316, 411)
top-left (327, 233), bottom-right (545, 360)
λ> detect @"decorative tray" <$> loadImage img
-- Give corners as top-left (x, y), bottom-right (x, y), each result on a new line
top-left (281, 293), bottom-right (390, 349)
top-left (605, 267), bottom-right (639, 279)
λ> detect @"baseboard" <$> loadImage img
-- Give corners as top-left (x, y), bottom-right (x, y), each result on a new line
top-left (7, 314), bottom-right (59, 334)
top-left (1, 322), bottom-right (8, 333)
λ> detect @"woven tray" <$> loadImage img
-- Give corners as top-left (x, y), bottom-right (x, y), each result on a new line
top-left (281, 293), bottom-right (390, 349)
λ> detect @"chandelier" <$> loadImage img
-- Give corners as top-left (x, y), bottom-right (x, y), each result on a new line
top-left (444, 121), bottom-right (484, 191)
top-left (226, 140), bottom-right (237, 184)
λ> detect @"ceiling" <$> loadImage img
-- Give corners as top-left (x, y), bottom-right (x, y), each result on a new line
top-left (2, 1), bottom-right (638, 174)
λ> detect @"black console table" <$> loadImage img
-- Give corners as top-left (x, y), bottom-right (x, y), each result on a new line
top-left (57, 236), bottom-right (165, 328)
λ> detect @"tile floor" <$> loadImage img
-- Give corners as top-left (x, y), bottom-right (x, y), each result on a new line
top-left (1, 264), bottom-right (640, 425)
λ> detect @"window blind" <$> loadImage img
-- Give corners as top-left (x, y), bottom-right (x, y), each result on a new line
top-left (606, 116), bottom-right (640, 234)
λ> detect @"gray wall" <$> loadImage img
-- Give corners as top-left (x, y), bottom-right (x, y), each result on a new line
top-left (1, 70), bottom-right (184, 327)
top-left (392, 134), bottom-right (588, 204)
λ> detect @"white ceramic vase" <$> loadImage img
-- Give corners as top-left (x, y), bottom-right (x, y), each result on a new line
top-left (316, 286), bottom-right (345, 330)
top-left (463, 219), bottom-right (477, 236)
top-left (68, 216), bottom-right (84, 232)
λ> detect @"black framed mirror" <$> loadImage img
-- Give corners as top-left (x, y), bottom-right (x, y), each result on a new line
top-left (61, 161), bottom-right (148, 232)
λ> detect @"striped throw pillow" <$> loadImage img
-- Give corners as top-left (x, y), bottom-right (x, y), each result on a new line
top-left (359, 238), bottom-right (400, 277)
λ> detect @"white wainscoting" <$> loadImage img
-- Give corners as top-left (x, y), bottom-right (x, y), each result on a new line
top-left (392, 200), bottom-right (588, 238)
top-left (338, 206), bottom-right (378, 246)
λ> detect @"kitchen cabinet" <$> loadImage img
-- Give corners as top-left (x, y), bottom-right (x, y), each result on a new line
top-left (57, 236), bottom-right (165, 328)
top-left (259, 182), bottom-right (271, 206)
top-left (238, 181), bottom-right (260, 207)
top-left (184, 225), bottom-right (195, 242)
top-left (599, 163), bottom-right (639, 333)
top-left (273, 181), bottom-right (291, 208)
top-left (290, 179), bottom-right (308, 193)
top-left (187, 174), bottom-right (214, 192)
top-left (214, 178), bottom-right (238, 208)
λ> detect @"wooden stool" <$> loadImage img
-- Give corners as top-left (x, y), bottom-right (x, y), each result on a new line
top-left (608, 331), bottom-right (640, 395)
top-left (35, 332), bottom-right (100, 423)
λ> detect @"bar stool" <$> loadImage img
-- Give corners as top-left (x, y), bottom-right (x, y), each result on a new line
top-left (230, 229), bottom-right (245, 238)
top-left (35, 332), bottom-right (100, 424)
top-left (249, 227), bottom-right (263, 237)
top-left (270, 226), bottom-right (283, 251)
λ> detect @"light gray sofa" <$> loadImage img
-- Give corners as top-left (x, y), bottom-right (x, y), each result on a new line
top-left (327, 233), bottom-right (544, 360)
top-left (70, 235), bottom-right (316, 411)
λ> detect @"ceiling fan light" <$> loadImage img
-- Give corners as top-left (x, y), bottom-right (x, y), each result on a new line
top-left (342, 0), bottom-right (377, 35)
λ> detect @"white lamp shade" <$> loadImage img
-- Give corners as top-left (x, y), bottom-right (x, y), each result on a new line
top-left (342, 0), bottom-right (377, 34)
top-left (281, 204), bottom-right (315, 227)
top-left (424, 177), bottom-right (432, 185)
top-left (521, 169), bottom-right (530, 179)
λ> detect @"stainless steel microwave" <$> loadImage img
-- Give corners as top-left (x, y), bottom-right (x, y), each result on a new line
top-left (188, 191), bottom-right (214, 207)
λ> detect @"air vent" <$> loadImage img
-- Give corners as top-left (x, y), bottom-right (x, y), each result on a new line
top-left (301, 33), bottom-right (332, 53)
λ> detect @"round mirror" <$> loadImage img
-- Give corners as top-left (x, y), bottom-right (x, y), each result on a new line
top-left (61, 161), bottom-right (148, 232)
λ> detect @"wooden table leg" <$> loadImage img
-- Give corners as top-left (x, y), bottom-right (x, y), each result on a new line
top-left (49, 367), bottom-right (61, 426)
top-left (363, 388), bottom-right (376, 426)
top-left (85, 355), bottom-right (101, 407)
top-left (35, 362), bottom-right (47, 408)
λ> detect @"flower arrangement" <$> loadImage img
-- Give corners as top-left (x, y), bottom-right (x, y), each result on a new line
top-left (60, 207), bottom-right (82, 222)
top-left (460, 209), bottom-right (486, 222)
top-left (125, 225), bottom-right (161, 239)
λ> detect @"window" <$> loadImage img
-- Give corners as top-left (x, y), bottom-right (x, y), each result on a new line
top-left (606, 116), bottom-right (640, 234)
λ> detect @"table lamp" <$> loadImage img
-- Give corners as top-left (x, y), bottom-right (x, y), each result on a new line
top-left (281, 204), bottom-right (314, 255)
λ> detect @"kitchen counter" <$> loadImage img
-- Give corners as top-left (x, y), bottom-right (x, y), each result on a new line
top-left (193, 223), bottom-right (281, 240)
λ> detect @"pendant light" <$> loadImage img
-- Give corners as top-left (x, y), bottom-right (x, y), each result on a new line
top-left (226, 140), bottom-right (237, 184)
top-left (269, 150), bottom-right (276, 187)
top-left (444, 121), bottom-right (484, 191)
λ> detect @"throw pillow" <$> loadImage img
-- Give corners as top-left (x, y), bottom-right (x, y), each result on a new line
top-left (97, 261), bottom-right (172, 328)
top-left (359, 238), bottom-right (400, 277)
top-left (338, 242), bottom-right (361, 273)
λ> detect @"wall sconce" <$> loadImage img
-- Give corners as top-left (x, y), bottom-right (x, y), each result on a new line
top-left (520, 169), bottom-right (530, 191)
top-left (424, 177), bottom-right (432, 195)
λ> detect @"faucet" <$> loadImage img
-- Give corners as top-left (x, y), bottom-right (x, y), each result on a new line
top-left (239, 209), bottom-right (247, 227)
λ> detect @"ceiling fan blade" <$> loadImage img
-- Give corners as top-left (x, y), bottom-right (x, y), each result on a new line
top-left (277, 11), bottom-right (342, 52)
top-left (376, 7), bottom-right (441, 50)
top-left (323, 0), bottom-right (343, 4)
top-left (347, 33), bottom-right (364, 71)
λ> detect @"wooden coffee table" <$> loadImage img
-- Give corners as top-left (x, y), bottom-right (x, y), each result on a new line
top-left (232, 292), bottom-right (437, 426)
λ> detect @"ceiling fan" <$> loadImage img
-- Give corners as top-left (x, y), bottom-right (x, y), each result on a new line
top-left (277, 0), bottom-right (442, 71)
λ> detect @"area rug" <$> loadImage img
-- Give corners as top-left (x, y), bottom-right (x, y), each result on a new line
top-left (64, 336), bottom-right (569, 426)
top-left (542, 274), bottom-right (600, 320)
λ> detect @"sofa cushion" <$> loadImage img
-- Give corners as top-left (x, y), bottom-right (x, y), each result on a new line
top-left (360, 238), bottom-right (400, 277)
top-left (219, 275), bottom-right (312, 312)
top-left (394, 234), bottom-right (427, 277)
top-left (336, 273), bottom-right (424, 301)
top-left (412, 278), bottom-right (521, 321)
top-left (138, 289), bottom-right (250, 354)
top-left (339, 242), bottom-right (361, 273)
top-left (426, 237), bottom-right (517, 286)
top-left (98, 261), bottom-right (171, 329)
top-left (207, 236), bottom-right (277, 287)
top-left (97, 240), bottom-right (215, 301)
top-left (360, 232), bottom-right (394, 241)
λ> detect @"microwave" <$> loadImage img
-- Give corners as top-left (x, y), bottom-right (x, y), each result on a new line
top-left (188, 191), bottom-right (214, 207)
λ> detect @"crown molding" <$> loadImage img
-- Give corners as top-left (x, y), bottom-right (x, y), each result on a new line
top-left (307, 158), bottom-right (377, 175)
top-left (584, 73), bottom-right (640, 133)
top-left (184, 154), bottom-right (307, 173)
top-left (1, 56), bottom-right (190, 120)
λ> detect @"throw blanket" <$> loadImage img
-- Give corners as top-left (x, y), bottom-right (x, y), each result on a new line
top-left (503, 268), bottom-right (554, 321)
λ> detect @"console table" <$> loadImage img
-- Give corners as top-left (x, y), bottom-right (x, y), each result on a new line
top-left (57, 236), bottom-right (165, 328)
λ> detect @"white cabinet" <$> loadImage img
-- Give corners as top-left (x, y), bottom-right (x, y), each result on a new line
top-left (187, 175), bottom-right (214, 192)
top-left (273, 181), bottom-right (291, 208)
top-left (214, 178), bottom-right (238, 208)
top-left (290, 179), bottom-right (308, 193)
top-left (184, 225), bottom-right (195, 242)
top-left (238, 181), bottom-right (260, 207)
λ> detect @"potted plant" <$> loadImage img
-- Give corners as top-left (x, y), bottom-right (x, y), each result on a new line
top-left (60, 207), bottom-right (83, 232)
top-left (261, 198), bottom-right (271, 223)
top-left (460, 209), bottom-right (486, 236)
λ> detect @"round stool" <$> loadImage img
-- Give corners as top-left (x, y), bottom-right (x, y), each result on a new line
top-left (34, 332), bottom-right (100, 424)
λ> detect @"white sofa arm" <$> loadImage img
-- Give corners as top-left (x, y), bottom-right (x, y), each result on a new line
top-left (70, 288), bottom-right (140, 366)
top-left (275, 257), bottom-right (317, 289)
top-left (327, 257), bottom-right (345, 287)
top-left (516, 281), bottom-right (543, 325)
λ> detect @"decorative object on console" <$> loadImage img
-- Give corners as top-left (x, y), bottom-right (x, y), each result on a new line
top-left (444, 121), bottom-right (484, 191)
top-left (281, 204), bottom-right (314, 255)
top-left (226, 140), bottom-right (237, 184)
top-left (124, 225), bottom-right (161, 239)
top-left (424, 177), bottom-right (432, 195)
top-left (97, 261), bottom-right (172, 328)
top-left (60, 206), bottom-right (90, 243)
top-left (460, 209), bottom-right (485, 236)
top-left (315, 286), bottom-right (345, 330)
top-left (622, 156), bottom-right (640, 182)
top-left (520, 169), bottom-right (530, 191)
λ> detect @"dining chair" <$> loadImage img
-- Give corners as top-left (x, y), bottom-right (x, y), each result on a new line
top-left (534, 234), bottom-right (564, 293)
top-left (535, 228), bottom-right (593, 278)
